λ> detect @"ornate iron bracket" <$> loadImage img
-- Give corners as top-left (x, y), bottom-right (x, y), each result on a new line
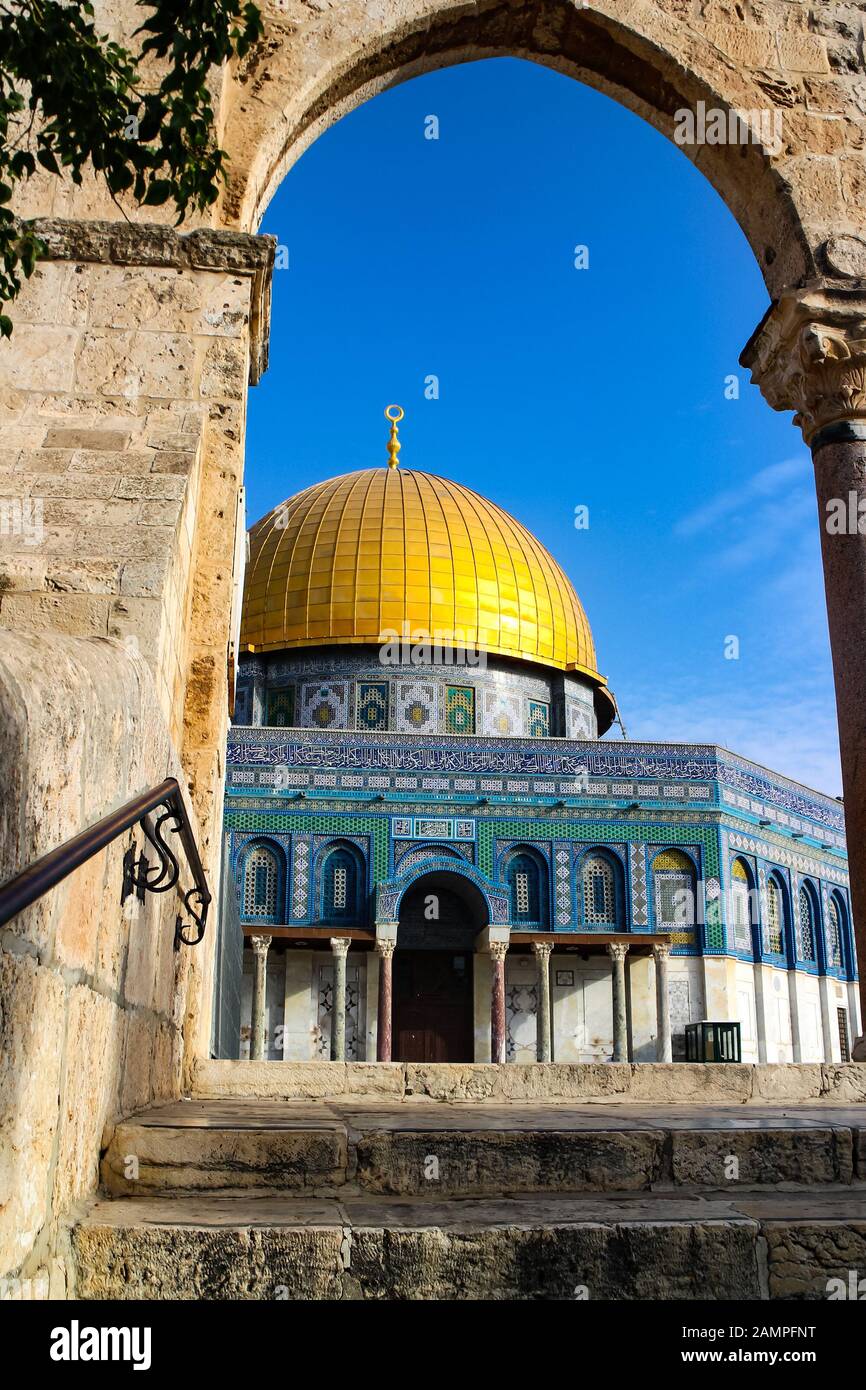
top-left (120, 788), bottom-right (211, 949)
top-left (0, 776), bottom-right (211, 949)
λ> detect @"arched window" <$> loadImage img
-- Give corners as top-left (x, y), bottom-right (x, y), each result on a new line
top-left (321, 845), bottom-right (362, 923)
top-left (730, 858), bottom-right (752, 952)
top-left (505, 850), bottom-right (546, 925)
top-left (827, 894), bottom-right (844, 970)
top-left (798, 885), bottom-right (816, 963)
top-left (652, 849), bottom-right (696, 930)
top-left (766, 876), bottom-right (785, 955)
top-left (242, 843), bottom-right (280, 920)
top-left (581, 852), bottom-right (621, 929)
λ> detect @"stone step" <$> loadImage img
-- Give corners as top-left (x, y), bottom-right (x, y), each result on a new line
top-left (100, 1099), bottom-right (866, 1196)
top-left (71, 1188), bottom-right (866, 1301)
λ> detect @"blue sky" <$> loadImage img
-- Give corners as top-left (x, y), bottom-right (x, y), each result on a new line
top-left (247, 57), bottom-right (840, 796)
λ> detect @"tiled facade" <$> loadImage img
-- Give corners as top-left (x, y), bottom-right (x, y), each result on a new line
top-left (226, 722), bottom-right (860, 1064)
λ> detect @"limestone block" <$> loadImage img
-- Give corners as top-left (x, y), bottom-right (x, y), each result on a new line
top-left (764, 1222), bottom-right (866, 1299)
top-left (74, 331), bottom-right (197, 400)
top-left (101, 1123), bottom-right (347, 1193)
top-left (0, 326), bottom-right (78, 392)
top-left (628, 1063), bottom-right (754, 1103)
top-left (43, 427), bottom-right (131, 451)
top-left (751, 1063), bottom-right (824, 1101)
top-left (0, 950), bottom-right (65, 1278)
top-left (191, 1059), bottom-right (349, 1098)
top-left (73, 1222), bottom-right (345, 1300)
top-left (671, 1128), bottom-right (854, 1186)
top-left (344, 1063), bottom-right (405, 1096)
top-left (777, 31), bottom-right (831, 76)
top-left (355, 1129), bottom-right (666, 1196)
top-left (69, 449), bottom-right (153, 475)
top-left (703, 22), bottom-right (778, 69)
top-left (820, 1063), bottom-right (866, 1101)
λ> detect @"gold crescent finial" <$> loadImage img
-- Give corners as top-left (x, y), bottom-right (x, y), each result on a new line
top-left (385, 404), bottom-right (404, 469)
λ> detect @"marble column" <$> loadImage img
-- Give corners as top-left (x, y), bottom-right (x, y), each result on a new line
top-left (490, 939), bottom-right (508, 1064)
top-left (330, 936), bottom-right (351, 1062)
top-left (249, 934), bottom-right (271, 1061)
top-left (532, 941), bottom-right (553, 1062)
top-left (743, 284), bottom-right (866, 1045)
top-left (376, 936), bottom-right (395, 1062)
top-left (607, 941), bottom-right (629, 1063)
top-left (652, 941), bottom-right (672, 1063)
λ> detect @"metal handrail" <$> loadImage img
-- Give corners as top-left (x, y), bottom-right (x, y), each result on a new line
top-left (0, 776), bottom-right (210, 947)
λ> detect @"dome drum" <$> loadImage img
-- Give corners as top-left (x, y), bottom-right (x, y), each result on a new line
top-left (234, 646), bottom-right (606, 739)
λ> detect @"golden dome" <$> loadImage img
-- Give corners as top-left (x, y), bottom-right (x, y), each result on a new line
top-left (240, 465), bottom-right (611, 691)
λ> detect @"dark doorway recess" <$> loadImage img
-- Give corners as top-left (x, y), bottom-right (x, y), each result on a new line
top-left (393, 870), bottom-right (488, 1062)
top-left (393, 950), bottom-right (473, 1062)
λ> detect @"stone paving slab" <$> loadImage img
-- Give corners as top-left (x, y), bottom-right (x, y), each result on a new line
top-left (120, 1097), bottom-right (866, 1132)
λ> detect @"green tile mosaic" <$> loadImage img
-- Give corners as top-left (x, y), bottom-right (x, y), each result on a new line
top-left (225, 811), bottom-right (389, 881)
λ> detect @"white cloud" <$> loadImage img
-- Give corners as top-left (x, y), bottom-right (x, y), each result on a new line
top-left (620, 679), bottom-right (842, 797)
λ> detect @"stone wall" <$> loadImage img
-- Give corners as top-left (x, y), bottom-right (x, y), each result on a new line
top-left (0, 632), bottom-right (196, 1290)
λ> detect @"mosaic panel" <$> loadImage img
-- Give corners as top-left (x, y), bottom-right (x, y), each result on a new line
top-left (445, 685), bottom-right (475, 735)
top-left (395, 680), bottom-right (437, 732)
top-left (395, 842), bottom-right (473, 870)
top-left (554, 844), bottom-right (572, 926)
top-left (528, 701), bottom-right (550, 739)
top-left (299, 682), bottom-right (349, 730)
top-left (506, 958), bottom-right (538, 1062)
top-left (291, 837), bottom-right (311, 919)
top-left (483, 689), bottom-right (521, 736)
top-left (356, 681), bottom-right (389, 731)
top-left (629, 842), bottom-right (649, 927)
top-left (265, 686), bottom-right (295, 728)
top-left (566, 700), bottom-right (595, 740)
top-left (315, 963), bottom-right (362, 1061)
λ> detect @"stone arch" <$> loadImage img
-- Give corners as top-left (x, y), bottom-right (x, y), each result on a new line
top-left (220, 0), bottom-right (846, 296)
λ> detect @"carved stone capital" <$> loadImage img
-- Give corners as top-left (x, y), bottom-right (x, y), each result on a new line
top-left (531, 941), bottom-right (553, 963)
top-left (742, 284), bottom-right (866, 446)
top-left (250, 933), bottom-right (272, 958)
top-left (606, 941), bottom-right (629, 963)
top-left (489, 940), bottom-right (509, 965)
top-left (375, 937), bottom-right (396, 961)
top-left (329, 936), bottom-right (351, 957)
top-left (652, 941), bottom-right (672, 964)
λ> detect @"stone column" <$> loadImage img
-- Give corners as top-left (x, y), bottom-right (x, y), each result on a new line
top-left (249, 934), bottom-right (271, 1061)
top-left (376, 936), bottom-right (396, 1062)
top-left (652, 941), bottom-right (672, 1063)
top-left (330, 937), bottom-right (351, 1062)
top-left (743, 279), bottom-right (866, 1047)
top-left (490, 940), bottom-right (509, 1064)
top-left (607, 941), bottom-right (629, 1063)
top-left (532, 941), bottom-right (553, 1062)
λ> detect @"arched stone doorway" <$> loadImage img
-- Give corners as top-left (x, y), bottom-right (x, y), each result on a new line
top-left (393, 871), bottom-right (489, 1062)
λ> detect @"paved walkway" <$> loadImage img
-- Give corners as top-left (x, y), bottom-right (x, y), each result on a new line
top-left (129, 1097), bottom-right (866, 1132)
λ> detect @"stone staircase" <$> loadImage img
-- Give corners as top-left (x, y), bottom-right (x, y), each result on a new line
top-left (71, 1083), bottom-right (866, 1300)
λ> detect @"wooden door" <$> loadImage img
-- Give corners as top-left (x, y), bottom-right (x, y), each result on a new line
top-left (393, 951), bottom-right (474, 1062)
